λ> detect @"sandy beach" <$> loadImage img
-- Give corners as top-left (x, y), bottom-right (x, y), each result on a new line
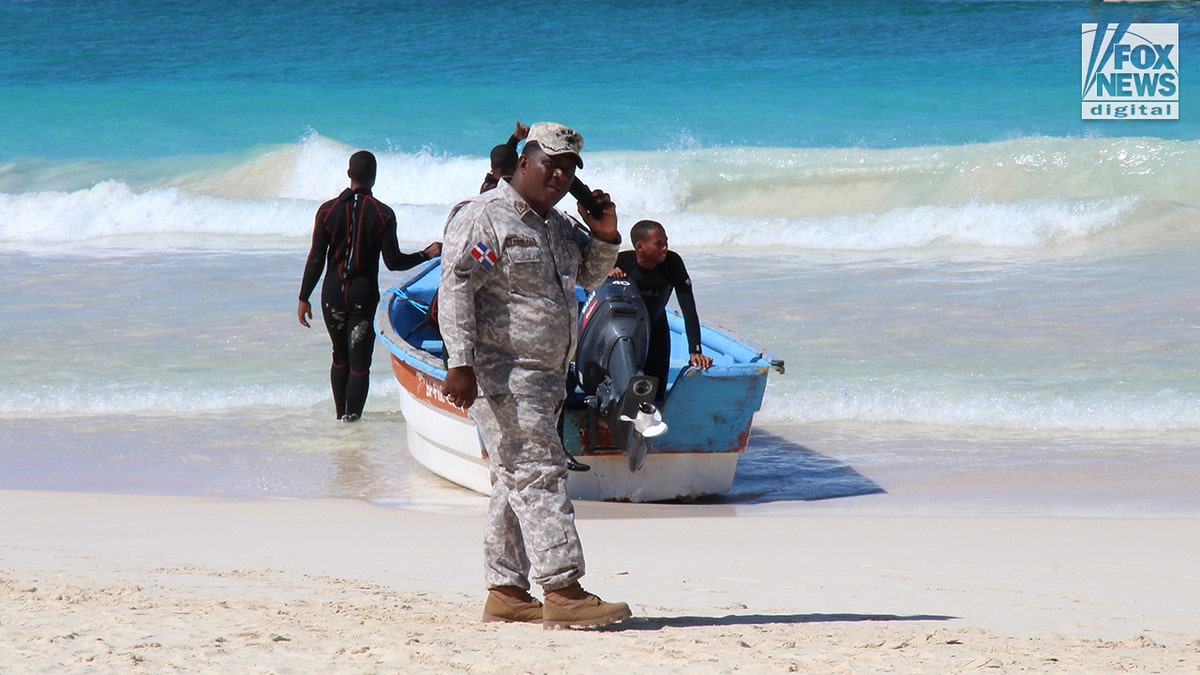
top-left (1, 489), bottom-right (1197, 673)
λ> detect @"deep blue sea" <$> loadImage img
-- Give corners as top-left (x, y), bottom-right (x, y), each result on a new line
top-left (2, 0), bottom-right (1199, 515)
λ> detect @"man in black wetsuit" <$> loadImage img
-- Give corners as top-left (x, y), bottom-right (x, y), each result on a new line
top-left (479, 120), bottom-right (529, 193)
top-left (610, 219), bottom-right (713, 401)
top-left (298, 150), bottom-right (441, 422)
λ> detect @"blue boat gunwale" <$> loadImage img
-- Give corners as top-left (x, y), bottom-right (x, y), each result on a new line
top-left (376, 260), bottom-right (781, 382)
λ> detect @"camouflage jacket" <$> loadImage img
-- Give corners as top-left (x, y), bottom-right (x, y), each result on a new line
top-left (438, 179), bottom-right (619, 397)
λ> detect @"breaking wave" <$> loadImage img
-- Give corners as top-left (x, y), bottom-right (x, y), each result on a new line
top-left (2, 133), bottom-right (1198, 254)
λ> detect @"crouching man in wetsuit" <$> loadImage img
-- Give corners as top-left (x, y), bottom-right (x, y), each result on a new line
top-left (438, 122), bottom-right (632, 629)
top-left (610, 219), bottom-right (713, 402)
top-left (298, 150), bottom-right (441, 422)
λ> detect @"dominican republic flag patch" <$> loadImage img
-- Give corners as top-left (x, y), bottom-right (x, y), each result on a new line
top-left (471, 242), bottom-right (498, 269)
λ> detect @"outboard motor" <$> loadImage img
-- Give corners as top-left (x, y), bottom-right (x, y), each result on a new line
top-left (576, 278), bottom-right (668, 471)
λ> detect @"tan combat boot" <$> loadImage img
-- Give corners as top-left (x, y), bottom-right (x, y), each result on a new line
top-left (481, 586), bottom-right (543, 623)
top-left (542, 582), bottom-right (632, 629)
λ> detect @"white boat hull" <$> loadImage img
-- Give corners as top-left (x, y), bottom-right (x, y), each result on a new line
top-left (390, 354), bottom-right (739, 502)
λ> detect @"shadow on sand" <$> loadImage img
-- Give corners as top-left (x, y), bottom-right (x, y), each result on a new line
top-left (690, 429), bottom-right (885, 505)
top-left (598, 612), bottom-right (956, 631)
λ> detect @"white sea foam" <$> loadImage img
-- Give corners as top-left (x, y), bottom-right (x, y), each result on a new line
top-left (5, 134), bottom-right (1193, 255)
top-left (0, 183), bottom-right (1146, 253)
top-left (648, 194), bottom-right (1144, 252)
top-left (671, 137), bottom-right (1200, 218)
top-left (0, 381), bottom-right (325, 416)
top-left (757, 382), bottom-right (1200, 433)
top-left (0, 181), bottom-right (314, 243)
top-left (0, 370), bottom-right (405, 417)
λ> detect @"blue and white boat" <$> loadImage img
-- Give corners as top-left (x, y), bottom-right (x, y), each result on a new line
top-left (375, 260), bottom-right (783, 502)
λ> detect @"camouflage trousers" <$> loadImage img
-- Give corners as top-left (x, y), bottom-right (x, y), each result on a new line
top-left (471, 393), bottom-right (585, 592)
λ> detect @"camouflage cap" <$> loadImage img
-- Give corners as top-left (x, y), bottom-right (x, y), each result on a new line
top-left (526, 122), bottom-right (584, 168)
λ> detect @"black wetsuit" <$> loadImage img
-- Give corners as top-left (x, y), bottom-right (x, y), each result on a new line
top-left (300, 187), bottom-right (428, 419)
top-left (614, 250), bottom-right (703, 400)
top-left (478, 134), bottom-right (521, 193)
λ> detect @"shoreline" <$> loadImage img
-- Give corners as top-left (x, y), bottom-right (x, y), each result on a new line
top-left (2, 489), bottom-right (1197, 672)
top-left (8, 416), bottom-right (1200, 519)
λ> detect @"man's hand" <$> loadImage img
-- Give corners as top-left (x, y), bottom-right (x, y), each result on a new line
top-left (689, 352), bottom-right (714, 370)
top-left (423, 241), bottom-right (442, 258)
top-left (578, 189), bottom-right (618, 244)
top-left (608, 267), bottom-right (627, 279)
top-left (298, 300), bottom-right (312, 328)
top-left (443, 366), bottom-right (478, 409)
top-left (514, 120), bottom-right (530, 141)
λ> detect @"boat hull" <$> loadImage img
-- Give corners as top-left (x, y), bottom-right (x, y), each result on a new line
top-left (388, 354), bottom-right (742, 501)
top-left (376, 261), bottom-right (779, 502)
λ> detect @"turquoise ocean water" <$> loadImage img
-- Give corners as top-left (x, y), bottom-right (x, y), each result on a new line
top-left (3, 0), bottom-right (1200, 514)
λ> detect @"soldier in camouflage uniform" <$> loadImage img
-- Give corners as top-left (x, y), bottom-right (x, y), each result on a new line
top-left (438, 122), bottom-right (632, 629)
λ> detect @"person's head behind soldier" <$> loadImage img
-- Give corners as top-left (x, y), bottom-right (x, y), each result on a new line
top-left (347, 150), bottom-right (377, 188)
top-left (513, 122), bottom-right (584, 215)
top-left (490, 143), bottom-right (518, 177)
top-left (631, 219), bottom-right (669, 267)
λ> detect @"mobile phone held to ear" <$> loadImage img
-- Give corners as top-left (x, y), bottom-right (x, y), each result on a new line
top-left (569, 177), bottom-right (605, 220)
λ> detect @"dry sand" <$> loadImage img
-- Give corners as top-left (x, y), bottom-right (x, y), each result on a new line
top-left (1, 489), bottom-right (1198, 673)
